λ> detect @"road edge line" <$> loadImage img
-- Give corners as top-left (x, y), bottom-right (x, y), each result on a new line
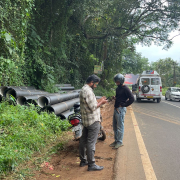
top-left (130, 107), bottom-right (157, 180)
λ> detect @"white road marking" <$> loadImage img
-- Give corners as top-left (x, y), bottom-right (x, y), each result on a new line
top-left (133, 110), bottom-right (180, 125)
top-left (130, 107), bottom-right (157, 180)
top-left (162, 100), bottom-right (180, 109)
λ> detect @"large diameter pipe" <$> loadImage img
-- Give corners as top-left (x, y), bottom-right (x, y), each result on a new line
top-left (58, 90), bottom-right (80, 94)
top-left (55, 84), bottom-right (72, 87)
top-left (58, 109), bottom-right (74, 120)
top-left (57, 86), bottom-right (75, 90)
top-left (58, 89), bottom-right (81, 94)
top-left (38, 92), bottom-right (79, 108)
top-left (17, 95), bottom-right (49, 106)
top-left (0, 86), bottom-right (36, 96)
top-left (6, 88), bottom-right (48, 99)
top-left (45, 98), bottom-right (79, 115)
top-left (72, 89), bottom-right (81, 93)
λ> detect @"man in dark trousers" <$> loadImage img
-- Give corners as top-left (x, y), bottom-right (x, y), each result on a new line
top-left (110, 73), bottom-right (134, 149)
top-left (79, 74), bottom-right (108, 171)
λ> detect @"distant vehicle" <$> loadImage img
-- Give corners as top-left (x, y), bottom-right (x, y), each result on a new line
top-left (132, 84), bottom-right (138, 94)
top-left (165, 87), bottom-right (180, 101)
top-left (136, 70), bottom-right (162, 103)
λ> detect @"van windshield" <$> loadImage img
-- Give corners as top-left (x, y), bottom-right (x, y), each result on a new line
top-left (151, 78), bottom-right (160, 85)
top-left (141, 78), bottom-right (150, 85)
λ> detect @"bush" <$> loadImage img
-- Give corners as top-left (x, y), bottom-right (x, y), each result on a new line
top-left (94, 85), bottom-right (115, 98)
top-left (0, 102), bottom-right (71, 175)
top-left (162, 87), bottom-right (168, 96)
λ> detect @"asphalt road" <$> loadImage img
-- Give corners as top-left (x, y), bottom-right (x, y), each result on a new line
top-left (132, 96), bottom-right (180, 180)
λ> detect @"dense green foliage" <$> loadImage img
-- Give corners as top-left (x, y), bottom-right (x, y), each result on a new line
top-left (1, 0), bottom-right (180, 90)
top-left (151, 58), bottom-right (180, 87)
top-left (162, 87), bottom-right (168, 96)
top-left (122, 49), bottom-right (150, 74)
top-left (94, 85), bottom-right (116, 97)
top-left (0, 0), bottom-right (35, 86)
top-left (0, 102), bottom-right (70, 175)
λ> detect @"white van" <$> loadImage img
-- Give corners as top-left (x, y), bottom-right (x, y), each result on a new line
top-left (136, 70), bottom-right (162, 103)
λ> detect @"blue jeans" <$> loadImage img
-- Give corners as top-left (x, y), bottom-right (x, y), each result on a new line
top-left (113, 107), bottom-right (126, 144)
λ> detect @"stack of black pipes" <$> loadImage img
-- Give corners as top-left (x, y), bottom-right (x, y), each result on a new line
top-left (0, 84), bottom-right (80, 120)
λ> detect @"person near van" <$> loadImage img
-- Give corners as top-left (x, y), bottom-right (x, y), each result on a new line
top-left (110, 73), bottom-right (134, 149)
top-left (79, 74), bottom-right (108, 171)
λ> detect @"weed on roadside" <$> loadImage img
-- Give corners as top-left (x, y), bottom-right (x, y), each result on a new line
top-left (0, 101), bottom-right (71, 179)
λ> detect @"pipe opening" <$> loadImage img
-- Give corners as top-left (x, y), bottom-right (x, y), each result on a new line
top-left (0, 95), bottom-right (2, 102)
top-left (6, 89), bottom-right (17, 99)
top-left (38, 96), bottom-right (49, 108)
top-left (17, 96), bottom-right (26, 105)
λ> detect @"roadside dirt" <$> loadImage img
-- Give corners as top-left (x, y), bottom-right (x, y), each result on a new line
top-left (34, 101), bottom-right (116, 180)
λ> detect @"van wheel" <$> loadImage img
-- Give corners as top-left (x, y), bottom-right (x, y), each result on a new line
top-left (157, 98), bottom-right (161, 103)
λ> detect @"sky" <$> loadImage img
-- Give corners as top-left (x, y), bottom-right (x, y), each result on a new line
top-left (136, 31), bottom-right (180, 63)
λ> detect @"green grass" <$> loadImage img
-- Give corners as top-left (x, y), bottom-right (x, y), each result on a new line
top-left (0, 101), bottom-right (71, 177)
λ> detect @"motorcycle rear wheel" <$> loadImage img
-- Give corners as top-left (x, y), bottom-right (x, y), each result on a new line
top-left (98, 130), bottom-right (106, 141)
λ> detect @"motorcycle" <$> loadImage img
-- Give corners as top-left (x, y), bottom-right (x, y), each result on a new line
top-left (68, 102), bottom-right (106, 141)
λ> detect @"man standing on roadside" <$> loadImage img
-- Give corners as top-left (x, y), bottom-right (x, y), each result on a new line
top-left (110, 73), bottom-right (134, 149)
top-left (79, 74), bottom-right (108, 171)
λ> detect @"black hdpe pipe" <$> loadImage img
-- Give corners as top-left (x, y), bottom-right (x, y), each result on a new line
top-left (0, 86), bottom-right (36, 96)
top-left (72, 89), bottom-right (81, 93)
top-left (38, 92), bottom-right (79, 108)
top-left (55, 84), bottom-right (72, 87)
top-left (57, 86), bottom-right (75, 90)
top-left (6, 88), bottom-right (48, 99)
top-left (58, 89), bottom-right (81, 94)
top-left (0, 95), bottom-right (2, 102)
top-left (17, 95), bottom-right (49, 106)
top-left (45, 98), bottom-right (79, 115)
top-left (58, 109), bottom-right (74, 120)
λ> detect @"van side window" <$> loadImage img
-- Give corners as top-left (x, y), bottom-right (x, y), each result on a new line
top-left (151, 78), bottom-right (160, 85)
top-left (141, 78), bottom-right (150, 85)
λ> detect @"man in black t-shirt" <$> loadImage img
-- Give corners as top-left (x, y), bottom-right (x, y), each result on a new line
top-left (110, 73), bottom-right (134, 149)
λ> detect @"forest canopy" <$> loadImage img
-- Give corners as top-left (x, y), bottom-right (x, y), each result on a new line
top-left (0, 0), bottom-right (180, 90)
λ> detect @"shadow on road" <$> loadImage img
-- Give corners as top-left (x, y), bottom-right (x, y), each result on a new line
top-left (164, 100), bottom-right (180, 103)
top-left (134, 100), bottom-right (157, 104)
